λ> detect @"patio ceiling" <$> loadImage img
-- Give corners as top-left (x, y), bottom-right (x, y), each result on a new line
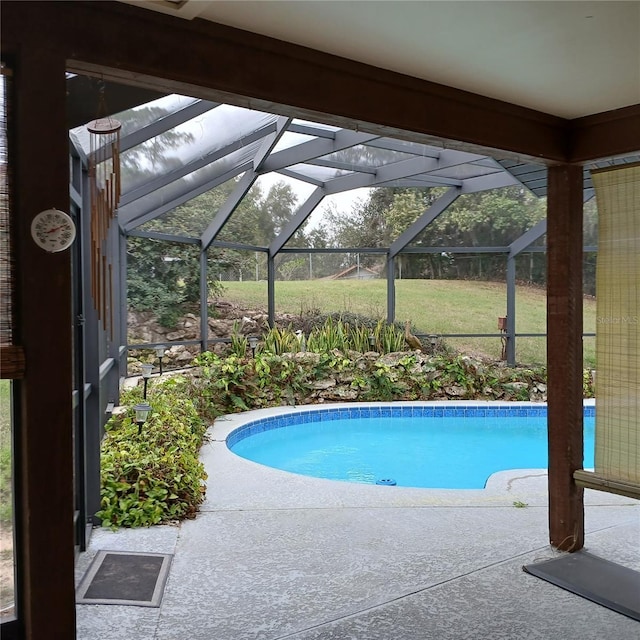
top-left (119, 1), bottom-right (640, 120)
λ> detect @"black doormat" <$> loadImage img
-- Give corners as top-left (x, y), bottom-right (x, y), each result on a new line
top-left (524, 551), bottom-right (640, 621)
top-left (76, 550), bottom-right (173, 607)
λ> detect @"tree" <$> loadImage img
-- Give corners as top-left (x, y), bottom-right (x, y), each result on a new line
top-left (127, 177), bottom-right (310, 322)
top-left (127, 236), bottom-right (200, 327)
top-left (325, 186), bottom-right (548, 282)
top-left (117, 103), bottom-right (195, 189)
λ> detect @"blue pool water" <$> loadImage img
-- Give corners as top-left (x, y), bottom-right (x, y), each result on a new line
top-left (228, 406), bottom-right (595, 489)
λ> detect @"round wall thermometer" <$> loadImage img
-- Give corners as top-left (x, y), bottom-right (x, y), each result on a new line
top-left (30, 208), bottom-right (77, 252)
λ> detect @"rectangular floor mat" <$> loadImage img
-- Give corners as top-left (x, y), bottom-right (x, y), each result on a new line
top-left (524, 551), bottom-right (640, 621)
top-left (76, 550), bottom-right (173, 607)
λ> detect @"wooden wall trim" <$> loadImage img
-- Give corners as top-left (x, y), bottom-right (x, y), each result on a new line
top-left (0, 345), bottom-right (25, 379)
top-left (1, 0), bottom-right (568, 163)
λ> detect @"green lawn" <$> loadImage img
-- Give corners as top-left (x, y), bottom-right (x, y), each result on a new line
top-left (220, 279), bottom-right (597, 366)
top-left (0, 380), bottom-right (15, 612)
top-left (0, 380), bottom-right (13, 524)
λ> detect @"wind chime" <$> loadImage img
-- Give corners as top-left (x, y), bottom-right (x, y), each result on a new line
top-left (87, 83), bottom-right (121, 340)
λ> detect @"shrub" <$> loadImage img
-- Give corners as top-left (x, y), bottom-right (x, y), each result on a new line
top-left (97, 376), bottom-right (208, 528)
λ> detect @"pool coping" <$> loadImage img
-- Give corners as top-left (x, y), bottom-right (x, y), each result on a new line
top-left (214, 399), bottom-right (596, 442)
top-left (224, 400), bottom-right (595, 450)
top-left (204, 399), bottom-right (622, 509)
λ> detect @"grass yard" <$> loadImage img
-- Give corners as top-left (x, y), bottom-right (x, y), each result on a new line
top-left (0, 379), bottom-right (14, 615)
top-left (0, 380), bottom-right (11, 524)
top-left (220, 279), bottom-right (597, 366)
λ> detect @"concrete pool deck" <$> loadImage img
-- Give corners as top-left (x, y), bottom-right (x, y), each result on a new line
top-left (77, 405), bottom-right (639, 640)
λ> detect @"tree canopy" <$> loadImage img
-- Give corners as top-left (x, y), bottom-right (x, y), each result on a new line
top-left (127, 180), bottom-right (597, 326)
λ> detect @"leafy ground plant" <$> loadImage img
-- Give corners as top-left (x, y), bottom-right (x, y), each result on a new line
top-left (189, 347), bottom-right (576, 416)
top-left (98, 376), bottom-right (208, 528)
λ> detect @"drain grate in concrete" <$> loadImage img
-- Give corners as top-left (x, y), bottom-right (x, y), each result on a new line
top-left (76, 550), bottom-right (172, 607)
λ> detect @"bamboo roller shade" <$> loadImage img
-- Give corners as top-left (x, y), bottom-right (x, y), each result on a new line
top-left (0, 66), bottom-right (24, 378)
top-left (590, 163), bottom-right (640, 490)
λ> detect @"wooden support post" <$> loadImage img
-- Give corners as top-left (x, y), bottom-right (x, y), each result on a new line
top-left (13, 48), bottom-right (76, 636)
top-left (546, 164), bottom-right (584, 552)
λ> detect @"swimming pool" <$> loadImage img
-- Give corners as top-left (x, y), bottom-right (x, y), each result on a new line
top-left (227, 403), bottom-right (595, 490)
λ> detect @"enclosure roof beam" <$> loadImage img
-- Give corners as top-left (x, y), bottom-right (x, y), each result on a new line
top-left (370, 155), bottom-right (508, 191)
top-left (389, 187), bottom-right (461, 259)
top-left (321, 170), bottom-right (375, 193)
top-left (260, 130), bottom-right (379, 173)
top-left (85, 99), bottom-right (219, 168)
top-left (437, 149), bottom-right (492, 168)
top-left (119, 121), bottom-right (276, 207)
top-left (198, 116), bottom-right (291, 249)
top-left (276, 245), bottom-right (516, 255)
top-left (365, 137), bottom-right (441, 157)
top-left (269, 187), bottom-right (325, 257)
top-left (324, 155), bottom-right (439, 194)
top-left (119, 100), bottom-right (219, 154)
top-left (508, 219), bottom-right (547, 258)
top-left (121, 162), bottom-right (251, 232)
top-left (375, 176), bottom-right (463, 188)
top-left (254, 116), bottom-right (292, 172)
top-left (400, 245), bottom-right (510, 254)
top-left (200, 170), bottom-right (258, 250)
top-left (341, 150), bottom-right (500, 193)
top-left (210, 240), bottom-right (267, 253)
top-left (287, 122), bottom-right (337, 139)
top-left (306, 157), bottom-right (378, 174)
top-left (374, 178), bottom-right (460, 189)
top-left (274, 168), bottom-right (325, 187)
top-left (461, 171), bottom-right (521, 194)
top-left (126, 229), bottom-right (201, 244)
top-left (278, 246), bottom-right (386, 254)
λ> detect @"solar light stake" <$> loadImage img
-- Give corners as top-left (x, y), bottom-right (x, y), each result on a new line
top-left (155, 346), bottom-right (166, 375)
top-left (368, 334), bottom-right (376, 351)
top-left (248, 336), bottom-right (259, 358)
top-left (140, 363), bottom-right (153, 399)
top-left (134, 403), bottom-right (152, 435)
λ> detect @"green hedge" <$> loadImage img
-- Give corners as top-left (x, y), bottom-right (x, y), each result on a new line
top-left (98, 376), bottom-right (207, 528)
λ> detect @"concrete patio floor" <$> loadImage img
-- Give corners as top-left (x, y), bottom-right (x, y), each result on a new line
top-left (76, 406), bottom-right (640, 640)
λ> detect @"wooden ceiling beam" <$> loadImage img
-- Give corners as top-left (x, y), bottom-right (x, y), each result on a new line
top-left (2, 1), bottom-right (637, 165)
top-left (569, 105), bottom-right (640, 164)
top-left (2, 0), bottom-right (567, 163)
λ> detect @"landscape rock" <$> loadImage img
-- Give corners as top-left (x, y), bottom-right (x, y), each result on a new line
top-left (321, 387), bottom-right (359, 400)
top-left (310, 379), bottom-right (336, 390)
top-left (445, 385), bottom-right (466, 397)
top-left (377, 352), bottom-right (416, 367)
top-left (504, 381), bottom-right (529, 391)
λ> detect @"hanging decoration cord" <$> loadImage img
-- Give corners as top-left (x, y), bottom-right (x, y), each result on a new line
top-left (87, 81), bottom-right (121, 340)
